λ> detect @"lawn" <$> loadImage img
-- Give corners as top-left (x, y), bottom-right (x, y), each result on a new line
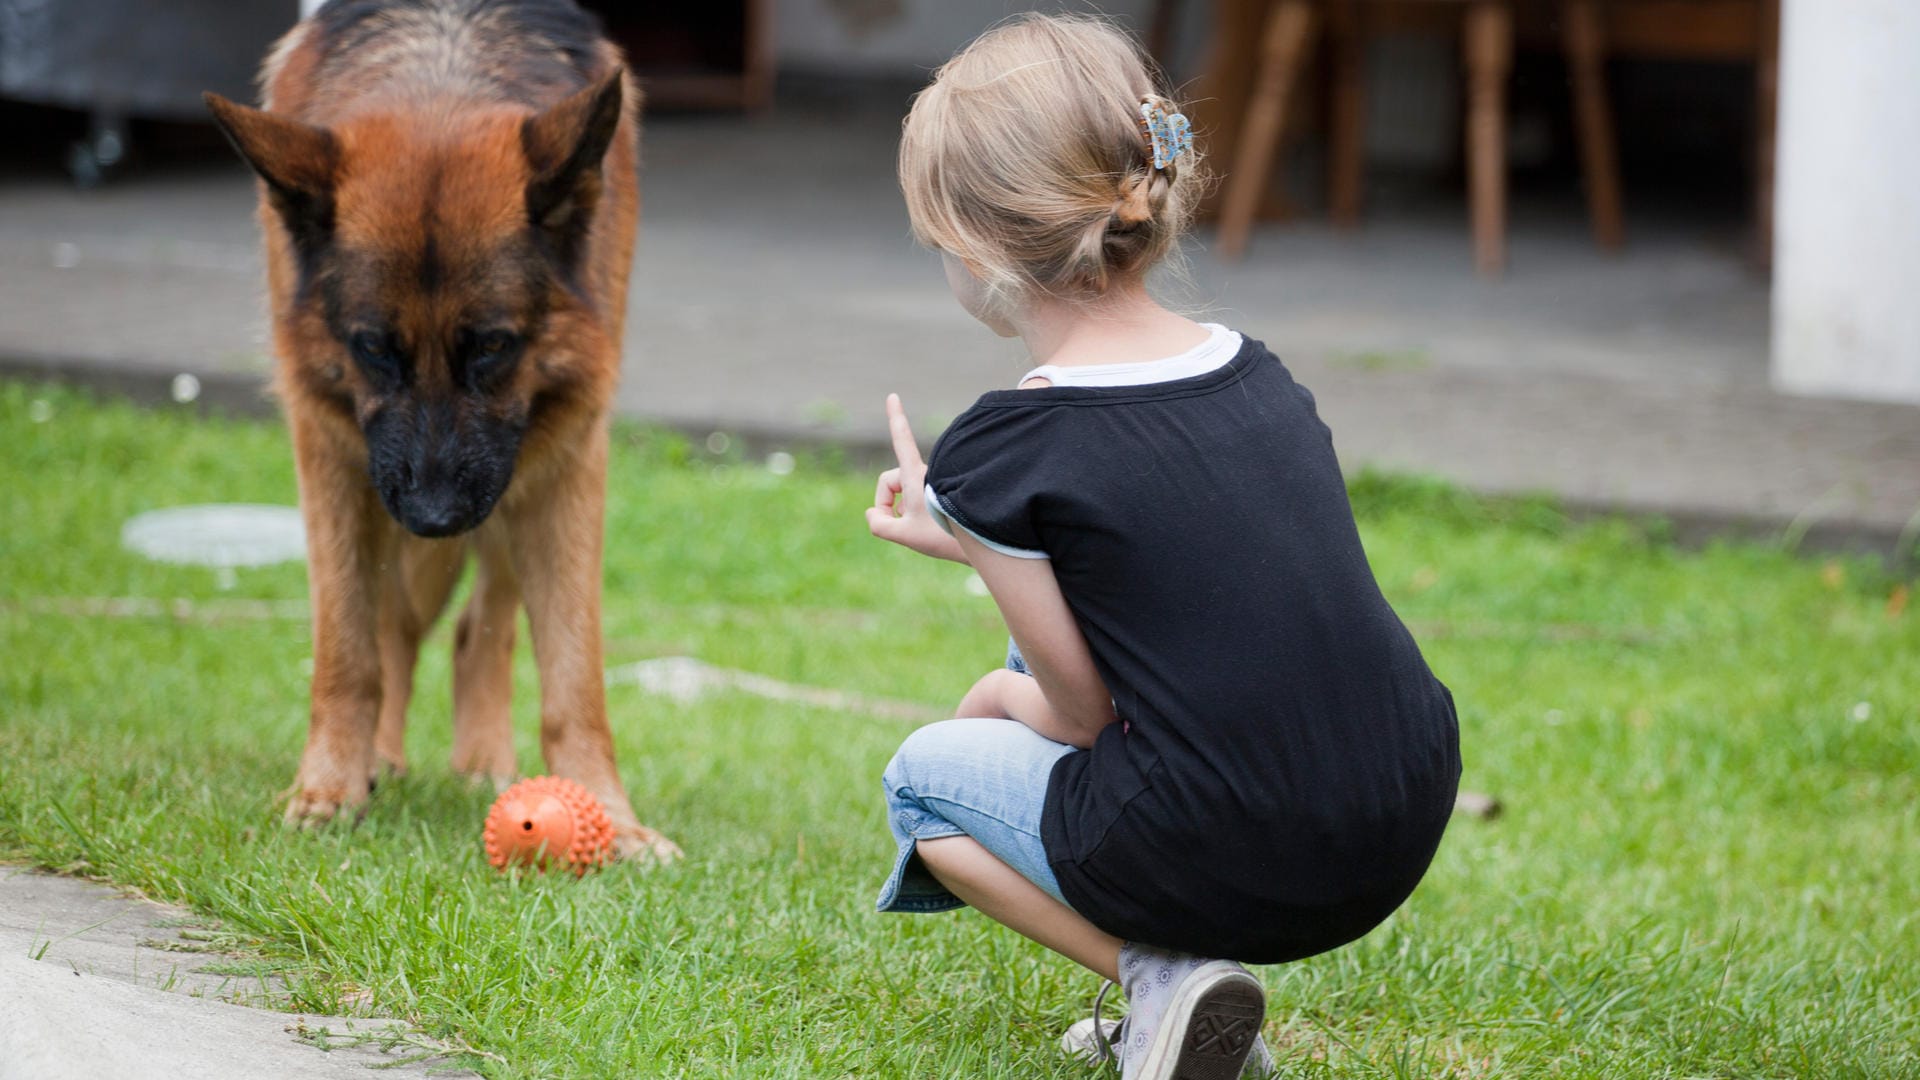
top-left (1, 380), bottom-right (1916, 1078)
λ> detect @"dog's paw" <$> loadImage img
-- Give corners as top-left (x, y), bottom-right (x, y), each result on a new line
top-left (453, 766), bottom-right (518, 795)
top-left (365, 757), bottom-right (408, 795)
top-left (284, 792), bottom-right (345, 828)
top-left (450, 744), bottom-right (518, 793)
top-left (282, 780), bottom-right (368, 829)
top-left (613, 827), bottom-right (684, 866)
top-left (374, 750), bottom-right (409, 780)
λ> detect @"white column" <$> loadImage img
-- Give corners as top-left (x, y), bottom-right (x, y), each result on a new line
top-left (1771, 0), bottom-right (1920, 403)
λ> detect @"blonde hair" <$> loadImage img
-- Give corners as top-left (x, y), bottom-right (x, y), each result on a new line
top-left (899, 13), bottom-right (1199, 307)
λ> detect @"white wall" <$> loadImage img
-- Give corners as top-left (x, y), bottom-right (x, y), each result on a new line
top-left (1772, 0), bottom-right (1920, 403)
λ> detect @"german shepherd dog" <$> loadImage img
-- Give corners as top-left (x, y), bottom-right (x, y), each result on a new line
top-left (205, 0), bottom-right (677, 860)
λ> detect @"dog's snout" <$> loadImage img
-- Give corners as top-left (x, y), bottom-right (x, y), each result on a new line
top-left (364, 400), bottom-right (519, 539)
top-left (404, 491), bottom-right (469, 538)
top-left (393, 453), bottom-right (481, 536)
top-left (407, 449), bottom-right (447, 496)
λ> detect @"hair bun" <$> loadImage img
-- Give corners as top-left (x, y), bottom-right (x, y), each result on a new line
top-left (1114, 172), bottom-right (1155, 227)
top-left (898, 13), bottom-right (1201, 301)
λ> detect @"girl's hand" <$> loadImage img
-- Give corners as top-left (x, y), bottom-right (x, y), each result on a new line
top-left (866, 393), bottom-right (969, 564)
top-left (955, 668), bottom-right (1018, 720)
top-left (953, 663), bottom-right (1110, 749)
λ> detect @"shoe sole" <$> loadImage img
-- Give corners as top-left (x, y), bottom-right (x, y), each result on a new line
top-left (1132, 962), bottom-right (1266, 1080)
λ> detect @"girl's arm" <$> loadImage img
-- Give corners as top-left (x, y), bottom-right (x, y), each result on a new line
top-left (864, 393), bottom-right (1115, 747)
top-left (951, 530), bottom-right (1119, 749)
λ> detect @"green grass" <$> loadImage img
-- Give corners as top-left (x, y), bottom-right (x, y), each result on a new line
top-left (2, 380), bottom-right (1917, 1078)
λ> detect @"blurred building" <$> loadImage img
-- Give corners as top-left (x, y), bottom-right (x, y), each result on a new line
top-left (1, 0), bottom-right (1913, 406)
top-left (763, 0), bottom-right (1920, 405)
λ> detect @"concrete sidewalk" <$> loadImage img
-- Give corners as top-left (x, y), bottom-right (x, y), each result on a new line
top-left (0, 867), bottom-right (476, 1079)
top-left (2, 100), bottom-right (1916, 553)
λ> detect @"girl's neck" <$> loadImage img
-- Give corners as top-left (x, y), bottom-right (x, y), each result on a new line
top-left (1013, 282), bottom-right (1210, 368)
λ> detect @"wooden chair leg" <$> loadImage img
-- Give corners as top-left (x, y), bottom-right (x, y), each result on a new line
top-left (1217, 0), bottom-right (1316, 261)
top-left (1326, 0), bottom-right (1367, 228)
top-left (1145, 0), bottom-right (1180, 67)
top-left (1191, 0), bottom-right (1277, 217)
top-left (1563, 0), bottom-right (1625, 250)
top-left (1463, 0), bottom-right (1512, 277)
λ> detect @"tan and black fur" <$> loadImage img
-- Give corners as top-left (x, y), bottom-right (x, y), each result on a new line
top-left (205, 0), bottom-right (676, 860)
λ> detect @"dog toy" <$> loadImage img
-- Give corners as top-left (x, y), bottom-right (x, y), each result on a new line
top-left (483, 776), bottom-right (614, 875)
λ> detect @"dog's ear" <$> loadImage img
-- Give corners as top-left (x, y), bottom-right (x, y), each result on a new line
top-left (204, 93), bottom-right (338, 257)
top-left (521, 71), bottom-right (626, 276)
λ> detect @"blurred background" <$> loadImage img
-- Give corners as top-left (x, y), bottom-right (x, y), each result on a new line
top-left (1, 0), bottom-right (1915, 552)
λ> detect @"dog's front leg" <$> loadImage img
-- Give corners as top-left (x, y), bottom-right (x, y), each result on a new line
top-left (450, 526), bottom-right (520, 787)
top-left (286, 412), bottom-right (386, 827)
top-left (509, 423), bottom-right (682, 863)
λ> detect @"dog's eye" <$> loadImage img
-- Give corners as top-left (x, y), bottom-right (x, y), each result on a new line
top-left (466, 329), bottom-right (523, 380)
top-left (473, 330), bottom-right (519, 361)
top-left (349, 330), bottom-right (399, 375)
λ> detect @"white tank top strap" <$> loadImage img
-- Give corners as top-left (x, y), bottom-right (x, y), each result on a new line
top-left (1016, 324), bottom-right (1242, 389)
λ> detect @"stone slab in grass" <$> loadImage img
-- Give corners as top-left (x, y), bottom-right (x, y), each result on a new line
top-left (0, 868), bottom-right (475, 1079)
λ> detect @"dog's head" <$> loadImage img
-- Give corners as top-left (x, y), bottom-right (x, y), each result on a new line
top-left (205, 75), bottom-right (625, 538)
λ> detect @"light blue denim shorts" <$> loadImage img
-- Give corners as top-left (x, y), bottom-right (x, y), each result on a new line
top-left (876, 641), bottom-right (1076, 913)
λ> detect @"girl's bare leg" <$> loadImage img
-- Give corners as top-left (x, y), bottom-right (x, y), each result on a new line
top-left (917, 834), bottom-right (1122, 982)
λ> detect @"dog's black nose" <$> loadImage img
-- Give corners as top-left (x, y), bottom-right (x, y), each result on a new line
top-left (401, 491), bottom-right (474, 538)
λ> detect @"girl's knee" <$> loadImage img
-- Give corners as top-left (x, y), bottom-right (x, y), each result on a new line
top-left (883, 723), bottom-right (988, 845)
top-left (881, 742), bottom-right (914, 801)
top-left (884, 717), bottom-right (1009, 801)
top-left (885, 719), bottom-right (963, 797)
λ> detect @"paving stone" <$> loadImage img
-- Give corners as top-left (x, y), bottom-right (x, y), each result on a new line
top-left (0, 868), bottom-right (475, 1080)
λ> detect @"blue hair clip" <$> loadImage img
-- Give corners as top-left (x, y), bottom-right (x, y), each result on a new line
top-left (1138, 99), bottom-right (1192, 172)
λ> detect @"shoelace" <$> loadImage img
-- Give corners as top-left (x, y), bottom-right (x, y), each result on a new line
top-left (1091, 978), bottom-right (1121, 1063)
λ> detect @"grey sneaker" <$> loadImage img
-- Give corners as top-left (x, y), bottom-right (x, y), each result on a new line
top-left (1125, 961), bottom-right (1265, 1080)
top-left (1241, 1032), bottom-right (1276, 1079)
top-left (1060, 979), bottom-right (1124, 1065)
top-left (1060, 1015), bottom-right (1125, 1065)
top-left (1063, 977), bottom-right (1275, 1078)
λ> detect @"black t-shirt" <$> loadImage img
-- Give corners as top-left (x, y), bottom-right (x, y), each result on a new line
top-left (925, 335), bottom-right (1460, 963)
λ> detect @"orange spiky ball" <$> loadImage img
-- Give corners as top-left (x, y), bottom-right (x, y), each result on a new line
top-left (483, 776), bottom-right (614, 875)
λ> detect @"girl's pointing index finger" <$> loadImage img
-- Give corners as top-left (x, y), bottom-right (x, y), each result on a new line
top-left (886, 393), bottom-right (924, 470)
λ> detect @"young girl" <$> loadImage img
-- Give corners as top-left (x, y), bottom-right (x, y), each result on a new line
top-left (865, 15), bottom-right (1460, 1079)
